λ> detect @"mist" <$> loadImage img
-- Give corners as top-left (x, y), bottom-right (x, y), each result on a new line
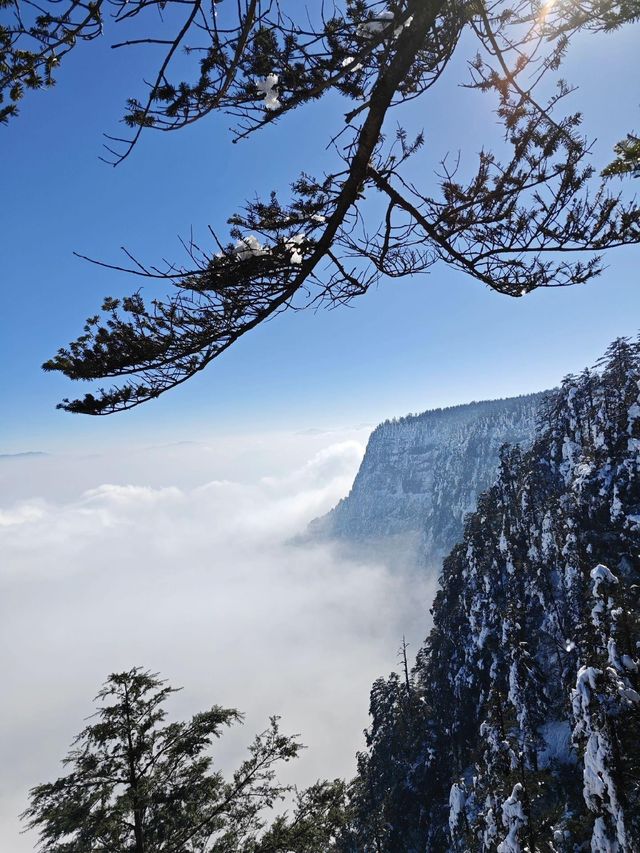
top-left (0, 430), bottom-right (437, 850)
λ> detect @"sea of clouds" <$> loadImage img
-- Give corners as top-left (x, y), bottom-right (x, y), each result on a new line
top-left (0, 430), bottom-right (436, 850)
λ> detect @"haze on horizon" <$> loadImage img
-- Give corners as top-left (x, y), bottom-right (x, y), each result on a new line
top-left (1, 429), bottom-right (445, 851)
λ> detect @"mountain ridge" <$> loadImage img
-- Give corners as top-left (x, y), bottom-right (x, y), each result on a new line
top-left (310, 390), bottom-right (548, 567)
top-left (344, 337), bottom-right (640, 852)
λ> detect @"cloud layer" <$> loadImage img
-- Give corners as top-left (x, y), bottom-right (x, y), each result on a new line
top-left (0, 434), bottom-right (435, 851)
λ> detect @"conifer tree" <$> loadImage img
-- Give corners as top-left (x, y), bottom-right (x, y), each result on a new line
top-left (571, 564), bottom-right (640, 851)
top-left (0, 0), bottom-right (103, 124)
top-left (22, 668), bottom-right (348, 853)
top-left (352, 334), bottom-right (640, 849)
top-left (5, 0), bottom-right (634, 414)
top-left (347, 667), bottom-right (437, 852)
top-left (603, 134), bottom-right (640, 179)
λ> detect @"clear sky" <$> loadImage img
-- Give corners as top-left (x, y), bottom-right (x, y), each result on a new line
top-left (1, 14), bottom-right (639, 453)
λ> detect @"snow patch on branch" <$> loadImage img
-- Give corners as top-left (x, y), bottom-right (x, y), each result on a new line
top-left (582, 728), bottom-right (628, 852)
top-left (341, 56), bottom-right (363, 72)
top-left (233, 234), bottom-right (269, 259)
top-left (285, 233), bottom-right (305, 265)
top-left (448, 781), bottom-right (467, 840)
top-left (590, 564), bottom-right (618, 587)
top-left (357, 8), bottom-right (413, 39)
top-left (497, 784), bottom-right (527, 853)
top-left (256, 74), bottom-right (281, 111)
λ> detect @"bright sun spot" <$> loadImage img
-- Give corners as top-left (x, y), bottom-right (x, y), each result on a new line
top-left (539, 0), bottom-right (557, 19)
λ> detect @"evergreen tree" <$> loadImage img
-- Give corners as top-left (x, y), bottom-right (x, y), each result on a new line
top-left (22, 668), bottom-right (347, 853)
top-left (347, 667), bottom-right (437, 852)
top-left (603, 134), bottom-right (640, 179)
top-left (571, 564), bottom-right (640, 851)
top-left (351, 334), bottom-right (640, 850)
top-left (0, 0), bottom-right (103, 124)
top-left (250, 779), bottom-right (353, 853)
top-left (4, 1), bottom-right (633, 413)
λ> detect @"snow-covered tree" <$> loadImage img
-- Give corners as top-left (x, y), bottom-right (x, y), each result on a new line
top-left (496, 784), bottom-right (528, 853)
top-left (571, 564), bottom-right (640, 851)
top-left (352, 334), bottom-right (640, 850)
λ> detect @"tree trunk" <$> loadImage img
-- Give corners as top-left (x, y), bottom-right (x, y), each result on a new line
top-left (123, 684), bottom-right (145, 853)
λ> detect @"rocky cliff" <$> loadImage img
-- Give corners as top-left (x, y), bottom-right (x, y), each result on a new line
top-left (311, 393), bottom-right (545, 566)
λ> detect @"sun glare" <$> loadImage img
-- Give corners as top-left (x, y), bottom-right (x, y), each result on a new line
top-left (539, 0), bottom-right (558, 20)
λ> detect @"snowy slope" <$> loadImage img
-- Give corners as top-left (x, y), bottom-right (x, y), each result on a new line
top-left (310, 393), bottom-right (545, 564)
top-left (347, 338), bottom-right (640, 852)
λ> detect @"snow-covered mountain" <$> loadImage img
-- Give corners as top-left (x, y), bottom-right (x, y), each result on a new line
top-left (310, 393), bottom-right (545, 566)
top-left (346, 337), bottom-right (640, 852)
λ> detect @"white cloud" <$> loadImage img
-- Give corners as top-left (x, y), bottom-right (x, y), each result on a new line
top-left (0, 433), bottom-right (436, 851)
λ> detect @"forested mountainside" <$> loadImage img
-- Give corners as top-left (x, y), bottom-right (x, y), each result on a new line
top-left (344, 338), bottom-right (640, 852)
top-left (310, 394), bottom-right (544, 566)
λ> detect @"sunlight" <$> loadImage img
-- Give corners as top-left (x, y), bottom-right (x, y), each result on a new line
top-left (539, 0), bottom-right (558, 21)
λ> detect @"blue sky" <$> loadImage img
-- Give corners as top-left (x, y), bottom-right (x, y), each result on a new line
top-left (1, 14), bottom-right (639, 453)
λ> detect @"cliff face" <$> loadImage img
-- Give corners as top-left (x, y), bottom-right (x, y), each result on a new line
top-left (311, 393), bottom-right (545, 565)
top-left (346, 338), bottom-right (640, 853)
